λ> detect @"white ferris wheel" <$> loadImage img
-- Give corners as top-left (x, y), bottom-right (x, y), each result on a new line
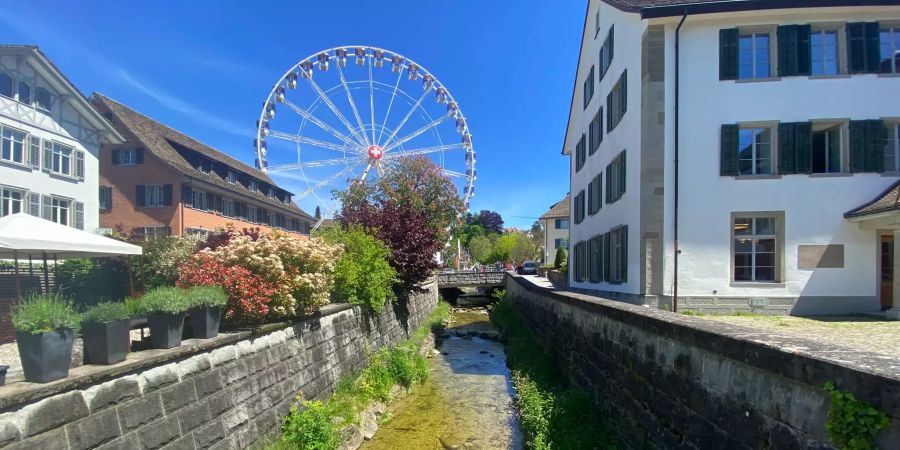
top-left (254, 46), bottom-right (476, 230)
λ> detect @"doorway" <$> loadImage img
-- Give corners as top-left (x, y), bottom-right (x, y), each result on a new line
top-left (880, 234), bottom-right (894, 310)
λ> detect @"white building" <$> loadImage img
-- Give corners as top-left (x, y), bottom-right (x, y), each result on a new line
top-left (539, 194), bottom-right (570, 264)
top-left (0, 46), bottom-right (123, 231)
top-left (563, 1), bottom-right (900, 315)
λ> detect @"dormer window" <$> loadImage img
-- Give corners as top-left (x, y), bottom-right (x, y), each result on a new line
top-left (34, 87), bottom-right (51, 111)
top-left (226, 170), bottom-right (237, 184)
top-left (268, 189), bottom-right (276, 200)
top-left (0, 74), bottom-right (11, 98)
top-left (198, 158), bottom-right (212, 174)
top-left (17, 82), bottom-right (30, 104)
top-left (248, 180), bottom-right (258, 192)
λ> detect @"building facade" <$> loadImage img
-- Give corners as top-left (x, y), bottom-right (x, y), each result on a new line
top-left (0, 46), bottom-right (123, 231)
top-left (90, 94), bottom-right (313, 240)
top-left (539, 194), bottom-right (570, 264)
top-left (564, 0), bottom-right (900, 315)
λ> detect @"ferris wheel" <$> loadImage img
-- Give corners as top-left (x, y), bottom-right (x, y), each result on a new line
top-left (254, 46), bottom-right (476, 230)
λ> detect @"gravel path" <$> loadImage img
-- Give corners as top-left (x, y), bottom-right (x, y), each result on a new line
top-left (0, 330), bottom-right (146, 380)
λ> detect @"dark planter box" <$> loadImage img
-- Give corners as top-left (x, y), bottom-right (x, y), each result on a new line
top-left (16, 329), bottom-right (75, 383)
top-left (147, 312), bottom-right (185, 349)
top-left (82, 319), bottom-right (130, 365)
top-left (0, 365), bottom-right (8, 386)
top-left (188, 306), bottom-right (222, 339)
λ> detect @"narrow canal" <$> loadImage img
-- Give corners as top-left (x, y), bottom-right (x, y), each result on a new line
top-left (360, 307), bottom-right (523, 449)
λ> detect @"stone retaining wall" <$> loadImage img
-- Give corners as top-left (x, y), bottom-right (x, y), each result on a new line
top-left (505, 274), bottom-right (900, 449)
top-left (0, 282), bottom-right (438, 450)
top-left (437, 271), bottom-right (506, 287)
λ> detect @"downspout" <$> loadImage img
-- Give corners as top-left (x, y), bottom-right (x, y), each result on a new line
top-left (673, 13), bottom-right (687, 313)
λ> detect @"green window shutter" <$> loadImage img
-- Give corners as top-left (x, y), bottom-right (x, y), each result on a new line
top-left (777, 25), bottom-right (798, 77)
top-left (794, 122), bottom-right (812, 174)
top-left (849, 121), bottom-right (867, 172)
top-left (865, 22), bottom-right (881, 73)
top-left (74, 202), bottom-right (84, 230)
top-left (720, 124), bottom-right (739, 176)
top-left (182, 185), bottom-right (192, 206)
top-left (41, 195), bottom-right (52, 220)
top-left (136, 185), bottom-right (146, 207)
top-left (621, 70), bottom-right (627, 116)
top-left (619, 152), bottom-right (626, 195)
top-left (606, 93), bottom-right (612, 131)
top-left (587, 180), bottom-right (593, 216)
top-left (163, 184), bottom-right (173, 206)
top-left (605, 165), bottom-right (612, 203)
top-left (136, 148), bottom-right (145, 164)
top-left (797, 25), bottom-right (811, 76)
top-left (42, 140), bottom-right (52, 172)
top-left (602, 232), bottom-right (610, 282)
top-left (778, 123), bottom-right (796, 174)
top-left (719, 28), bottom-right (738, 80)
top-left (111, 149), bottom-right (120, 165)
top-left (866, 119), bottom-right (886, 172)
top-left (28, 192), bottom-right (40, 217)
top-left (620, 226), bottom-right (628, 283)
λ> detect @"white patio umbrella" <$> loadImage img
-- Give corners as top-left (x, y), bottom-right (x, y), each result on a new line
top-left (0, 213), bottom-right (142, 298)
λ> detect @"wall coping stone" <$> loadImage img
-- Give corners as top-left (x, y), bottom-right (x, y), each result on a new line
top-left (0, 302), bottom-right (357, 412)
top-left (508, 274), bottom-right (900, 414)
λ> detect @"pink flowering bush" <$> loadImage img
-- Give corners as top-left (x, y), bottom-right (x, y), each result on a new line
top-left (177, 254), bottom-right (276, 324)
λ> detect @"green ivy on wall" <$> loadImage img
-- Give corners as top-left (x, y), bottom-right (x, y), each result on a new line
top-left (824, 381), bottom-right (890, 450)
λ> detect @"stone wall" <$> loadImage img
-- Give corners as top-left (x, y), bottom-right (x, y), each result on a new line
top-left (0, 282), bottom-right (438, 450)
top-left (437, 271), bottom-right (506, 287)
top-left (505, 274), bottom-right (900, 449)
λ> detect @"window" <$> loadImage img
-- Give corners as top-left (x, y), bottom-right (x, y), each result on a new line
top-left (50, 142), bottom-right (73, 176)
top-left (247, 205), bottom-right (259, 223)
top-left (739, 32), bottom-right (771, 79)
top-left (599, 26), bottom-right (614, 80)
top-left (738, 127), bottom-right (773, 175)
top-left (51, 197), bottom-right (71, 226)
top-left (589, 109), bottom-right (602, 155)
top-left (606, 71), bottom-right (627, 132)
top-left (1, 186), bottom-right (25, 217)
top-left (248, 180), bottom-right (258, 192)
top-left (34, 87), bottom-right (51, 111)
top-left (594, 10), bottom-right (600, 38)
top-left (733, 215), bottom-right (780, 282)
top-left (117, 149), bottom-right (140, 166)
top-left (885, 124), bottom-right (900, 172)
top-left (554, 218), bottom-right (569, 229)
top-left (0, 74), bottom-right (11, 98)
top-left (573, 241), bottom-right (587, 282)
top-left (583, 66), bottom-right (595, 109)
top-left (198, 158), bottom-right (212, 174)
top-left (554, 238), bottom-right (569, 249)
top-left (226, 170), bottom-right (238, 184)
top-left (811, 29), bottom-right (840, 76)
top-left (144, 185), bottom-right (166, 208)
top-left (574, 190), bottom-right (586, 224)
top-left (192, 189), bottom-right (209, 210)
top-left (1, 126), bottom-right (26, 165)
top-left (606, 151), bottom-right (626, 204)
top-left (588, 173), bottom-right (602, 215)
top-left (222, 198), bottom-right (236, 217)
top-left (133, 226), bottom-right (171, 242)
top-left (17, 82), bottom-right (30, 104)
top-left (812, 125), bottom-right (842, 173)
top-left (608, 226), bottom-right (628, 283)
top-left (881, 26), bottom-right (900, 74)
top-left (99, 186), bottom-right (112, 211)
top-left (185, 228), bottom-right (210, 240)
top-left (575, 134), bottom-right (586, 172)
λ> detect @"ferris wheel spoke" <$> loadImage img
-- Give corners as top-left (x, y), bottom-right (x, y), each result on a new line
top-left (336, 63), bottom-right (371, 146)
top-left (303, 73), bottom-right (368, 147)
top-left (381, 143), bottom-right (465, 159)
top-left (382, 115), bottom-right (451, 153)
top-left (360, 161), bottom-right (374, 182)
top-left (368, 58), bottom-right (376, 144)
top-left (269, 130), bottom-right (362, 154)
top-left (376, 69), bottom-right (405, 145)
top-left (379, 88), bottom-right (431, 148)
top-left (282, 99), bottom-right (362, 149)
top-left (294, 162), bottom-right (364, 200)
top-left (266, 154), bottom-right (365, 172)
top-left (442, 169), bottom-right (466, 178)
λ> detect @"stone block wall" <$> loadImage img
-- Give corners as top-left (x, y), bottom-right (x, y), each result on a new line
top-left (0, 282), bottom-right (438, 450)
top-left (437, 271), bottom-right (506, 287)
top-left (505, 274), bottom-right (900, 449)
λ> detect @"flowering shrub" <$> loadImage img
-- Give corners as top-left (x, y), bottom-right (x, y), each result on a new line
top-left (141, 235), bottom-right (201, 289)
top-left (319, 226), bottom-right (396, 313)
top-left (177, 253), bottom-right (276, 324)
top-left (180, 227), bottom-right (343, 319)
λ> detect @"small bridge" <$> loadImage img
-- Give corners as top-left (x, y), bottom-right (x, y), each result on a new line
top-left (437, 271), bottom-right (507, 288)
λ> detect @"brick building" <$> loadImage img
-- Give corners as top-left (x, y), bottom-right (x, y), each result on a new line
top-left (90, 94), bottom-right (313, 240)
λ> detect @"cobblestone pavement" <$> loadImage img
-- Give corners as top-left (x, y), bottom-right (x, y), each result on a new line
top-left (696, 314), bottom-right (900, 358)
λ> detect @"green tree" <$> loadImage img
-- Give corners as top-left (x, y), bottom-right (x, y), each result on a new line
top-left (468, 235), bottom-right (494, 263)
top-left (489, 234), bottom-right (517, 263)
top-left (511, 233), bottom-right (538, 262)
top-left (554, 247), bottom-right (567, 269)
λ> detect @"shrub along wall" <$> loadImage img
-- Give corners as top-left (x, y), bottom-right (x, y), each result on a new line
top-left (0, 281), bottom-right (438, 450)
top-left (504, 275), bottom-right (900, 449)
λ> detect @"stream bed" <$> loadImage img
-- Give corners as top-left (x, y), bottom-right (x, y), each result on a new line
top-left (359, 308), bottom-right (523, 450)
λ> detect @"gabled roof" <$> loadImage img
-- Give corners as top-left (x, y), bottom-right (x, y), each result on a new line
top-left (540, 194), bottom-right (571, 220)
top-left (845, 180), bottom-right (900, 219)
top-left (601, 0), bottom-right (897, 18)
top-left (90, 93), bottom-right (311, 219)
top-left (0, 45), bottom-right (124, 144)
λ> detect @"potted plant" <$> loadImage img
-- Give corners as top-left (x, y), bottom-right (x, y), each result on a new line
top-left (186, 285), bottom-right (227, 339)
top-left (11, 293), bottom-right (80, 383)
top-left (139, 287), bottom-right (189, 349)
top-left (0, 365), bottom-right (8, 386)
top-left (81, 302), bottom-right (131, 365)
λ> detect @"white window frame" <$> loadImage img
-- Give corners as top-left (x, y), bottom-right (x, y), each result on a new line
top-left (555, 218), bottom-right (569, 229)
top-left (881, 25), bottom-right (900, 74)
top-left (226, 170), bottom-right (238, 184)
top-left (0, 186), bottom-right (26, 217)
top-left (34, 87), bottom-right (51, 112)
top-left (119, 149), bottom-right (138, 166)
top-left (811, 122), bottom-right (845, 174)
top-left (731, 212), bottom-right (783, 284)
top-left (738, 126), bottom-right (774, 176)
top-left (810, 25), bottom-right (843, 76)
top-left (738, 29), bottom-right (774, 80)
top-left (185, 227), bottom-right (210, 239)
top-left (1, 126), bottom-right (27, 166)
top-left (247, 205), bottom-right (259, 223)
top-left (222, 198), bottom-right (236, 217)
top-left (191, 188), bottom-right (208, 211)
top-left (50, 142), bottom-right (74, 176)
top-left (51, 197), bottom-right (72, 226)
top-left (144, 184), bottom-right (165, 208)
top-left (16, 81), bottom-right (31, 105)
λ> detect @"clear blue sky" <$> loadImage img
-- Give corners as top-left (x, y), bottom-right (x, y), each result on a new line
top-left (0, 1), bottom-right (581, 229)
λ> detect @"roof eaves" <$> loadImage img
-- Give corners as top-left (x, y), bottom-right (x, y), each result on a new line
top-left (844, 180), bottom-right (900, 218)
top-left (640, 0), bottom-right (899, 19)
top-left (561, 1), bottom-right (592, 156)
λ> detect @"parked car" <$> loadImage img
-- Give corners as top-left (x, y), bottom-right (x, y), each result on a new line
top-left (521, 261), bottom-right (538, 275)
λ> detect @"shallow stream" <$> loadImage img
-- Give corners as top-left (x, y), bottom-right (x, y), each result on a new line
top-left (359, 307), bottom-right (523, 449)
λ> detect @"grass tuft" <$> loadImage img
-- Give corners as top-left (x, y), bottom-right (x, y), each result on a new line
top-left (12, 293), bottom-right (81, 333)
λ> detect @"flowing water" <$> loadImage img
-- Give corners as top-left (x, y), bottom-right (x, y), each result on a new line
top-left (360, 307), bottom-right (523, 450)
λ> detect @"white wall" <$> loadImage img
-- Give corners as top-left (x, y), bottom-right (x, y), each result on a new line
top-left (0, 53), bottom-right (102, 231)
top-left (568, 0), bottom-right (646, 294)
top-left (666, 7), bottom-right (900, 303)
top-left (542, 217), bottom-right (569, 263)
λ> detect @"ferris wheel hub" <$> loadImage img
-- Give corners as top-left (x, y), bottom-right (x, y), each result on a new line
top-left (367, 145), bottom-right (384, 160)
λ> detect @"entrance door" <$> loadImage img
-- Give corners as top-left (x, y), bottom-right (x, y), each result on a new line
top-left (881, 235), bottom-right (894, 310)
